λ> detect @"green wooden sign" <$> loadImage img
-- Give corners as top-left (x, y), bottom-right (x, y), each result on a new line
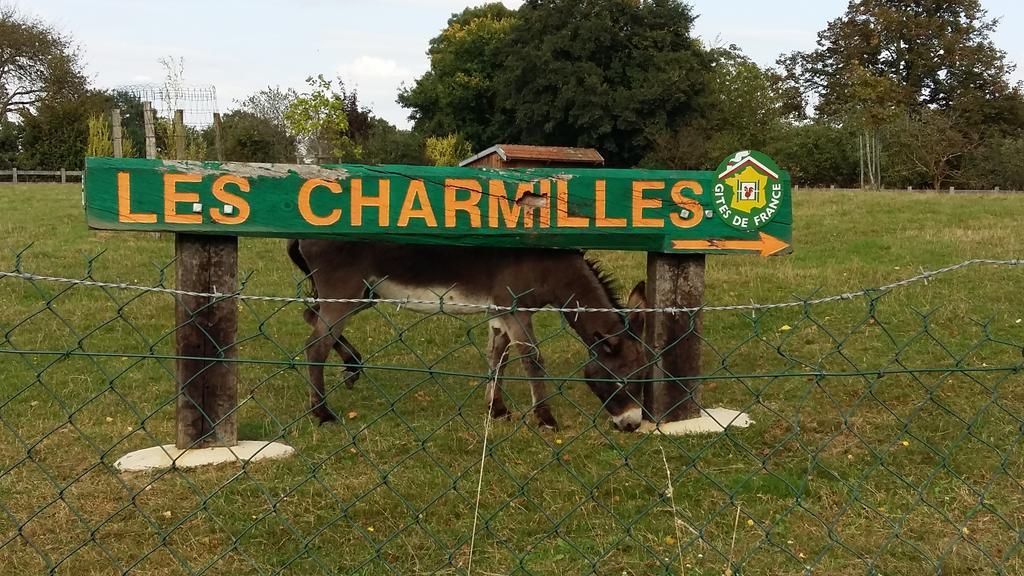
top-left (84, 151), bottom-right (792, 255)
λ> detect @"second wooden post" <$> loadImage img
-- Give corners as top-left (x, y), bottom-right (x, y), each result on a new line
top-left (643, 253), bottom-right (705, 424)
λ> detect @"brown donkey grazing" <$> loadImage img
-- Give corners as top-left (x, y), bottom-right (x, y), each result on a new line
top-left (288, 239), bottom-right (650, 432)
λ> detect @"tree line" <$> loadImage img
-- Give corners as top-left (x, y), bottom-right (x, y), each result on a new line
top-left (4, 0), bottom-right (1024, 189)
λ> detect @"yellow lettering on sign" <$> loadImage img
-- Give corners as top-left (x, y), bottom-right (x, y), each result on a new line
top-left (669, 180), bottom-right (703, 229)
top-left (298, 179), bottom-right (342, 226)
top-left (488, 180), bottom-right (522, 228)
top-left (351, 179), bottom-right (390, 227)
top-left (632, 181), bottom-right (664, 228)
top-left (116, 172), bottom-right (157, 224)
top-left (398, 179), bottom-right (438, 227)
top-left (210, 175), bottom-right (250, 225)
top-left (556, 180), bottom-right (589, 228)
top-left (594, 180), bottom-right (625, 228)
top-left (444, 179), bottom-right (482, 228)
top-left (164, 173), bottom-right (203, 224)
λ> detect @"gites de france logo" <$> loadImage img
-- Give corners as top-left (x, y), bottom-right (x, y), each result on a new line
top-left (713, 150), bottom-right (786, 232)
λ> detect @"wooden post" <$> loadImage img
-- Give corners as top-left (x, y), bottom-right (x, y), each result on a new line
top-left (173, 109), bottom-right (239, 449)
top-left (111, 109), bottom-right (123, 158)
top-left (11, 168), bottom-right (16, 184)
top-left (175, 235), bottom-right (239, 448)
top-left (174, 110), bottom-right (186, 159)
top-left (213, 112), bottom-right (225, 161)
top-left (143, 102), bottom-right (157, 159)
top-left (643, 254), bottom-right (705, 424)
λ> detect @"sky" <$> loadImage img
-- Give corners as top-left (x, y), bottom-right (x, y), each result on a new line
top-left (18, 0), bottom-right (1024, 129)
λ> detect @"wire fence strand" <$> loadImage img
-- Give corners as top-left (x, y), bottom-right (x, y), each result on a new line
top-left (3, 257), bottom-right (1021, 312)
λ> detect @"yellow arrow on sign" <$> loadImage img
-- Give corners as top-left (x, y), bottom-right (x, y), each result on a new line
top-left (671, 232), bottom-right (790, 256)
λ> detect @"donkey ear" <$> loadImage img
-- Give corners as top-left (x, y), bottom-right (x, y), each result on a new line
top-left (625, 281), bottom-right (647, 336)
top-left (592, 331), bottom-right (615, 354)
top-left (627, 281), bottom-right (647, 308)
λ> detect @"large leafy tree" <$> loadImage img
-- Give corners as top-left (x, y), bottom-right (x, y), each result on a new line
top-left (780, 0), bottom-right (1024, 189)
top-left (401, 0), bottom-right (709, 166)
top-left (0, 5), bottom-right (86, 119)
top-left (500, 0), bottom-right (709, 166)
top-left (398, 3), bottom-right (517, 149)
top-left (781, 0), bottom-right (1021, 121)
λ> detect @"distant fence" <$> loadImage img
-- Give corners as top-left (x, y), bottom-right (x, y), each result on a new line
top-left (0, 169), bottom-right (83, 184)
top-left (1, 254), bottom-right (1022, 575)
top-left (795, 185), bottom-right (1024, 194)
top-left (3, 173), bottom-right (1021, 195)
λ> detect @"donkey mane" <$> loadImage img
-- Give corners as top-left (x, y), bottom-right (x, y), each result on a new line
top-left (582, 254), bottom-right (622, 309)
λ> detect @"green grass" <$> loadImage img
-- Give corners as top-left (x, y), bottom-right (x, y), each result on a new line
top-left (1, 184), bottom-right (1023, 575)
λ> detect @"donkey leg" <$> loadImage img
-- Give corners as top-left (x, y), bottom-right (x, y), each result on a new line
top-left (306, 303), bottom-right (363, 389)
top-left (505, 314), bottom-right (558, 431)
top-left (333, 333), bottom-right (363, 389)
top-left (486, 318), bottom-right (512, 420)
top-left (305, 301), bottom-right (359, 424)
top-left (305, 323), bottom-right (338, 424)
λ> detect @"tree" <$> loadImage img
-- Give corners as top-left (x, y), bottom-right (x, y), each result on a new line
top-left (884, 109), bottom-right (979, 190)
top-left (642, 45), bottom-right (802, 169)
top-left (17, 90), bottom-right (110, 169)
top-left (217, 110), bottom-right (296, 163)
top-left (499, 0), bottom-right (709, 166)
top-left (236, 85), bottom-right (297, 131)
top-left (780, 0), bottom-right (1024, 188)
top-left (398, 3), bottom-right (517, 149)
top-left (0, 5), bottom-right (86, 119)
top-left (770, 121), bottom-right (861, 187)
top-left (358, 120), bottom-right (428, 165)
top-left (402, 0), bottom-right (709, 166)
top-left (86, 113), bottom-right (112, 157)
top-left (424, 133), bottom-right (472, 166)
top-left (960, 136), bottom-right (1024, 190)
top-left (782, 0), bottom-right (1020, 120)
top-left (0, 120), bottom-right (21, 168)
top-left (284, 75), bottom-right (352, 163)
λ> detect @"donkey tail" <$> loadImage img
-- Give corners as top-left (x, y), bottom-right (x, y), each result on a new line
top-left (288, 240), bottom-right (320, 324)
top-left (287, 239), bottom-right (311, 276)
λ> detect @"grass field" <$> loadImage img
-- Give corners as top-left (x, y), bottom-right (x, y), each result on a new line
top-left (1, 184), bottom-right (1023, 575)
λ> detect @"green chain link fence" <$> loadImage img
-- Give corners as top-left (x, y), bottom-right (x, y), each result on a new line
top-left (1, 253), bottom-right (1022, 575)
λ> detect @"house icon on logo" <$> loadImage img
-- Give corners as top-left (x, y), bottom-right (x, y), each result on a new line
top-left (718, 154), bottom-right (780, 182)
top-left (719, 152), bottom-right (779, 214)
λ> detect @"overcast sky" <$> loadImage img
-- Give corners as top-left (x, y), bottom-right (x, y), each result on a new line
top-left (18, 0), bottom-right (1024, 129)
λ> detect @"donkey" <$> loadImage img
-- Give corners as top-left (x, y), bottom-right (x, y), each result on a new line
top-left (287, 238), bottom-right (650, 432)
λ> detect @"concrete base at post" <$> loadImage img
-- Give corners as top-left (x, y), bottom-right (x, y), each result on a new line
top-left (637, 408), bottom-right (753, 436)
top-left (114, 440), bottom-right (295, 473)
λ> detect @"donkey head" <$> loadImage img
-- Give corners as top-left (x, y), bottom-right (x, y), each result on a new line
top-left (584, 282), bottom-right (649, 432)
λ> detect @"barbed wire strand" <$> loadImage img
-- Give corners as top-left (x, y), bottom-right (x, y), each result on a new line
top-left (2, 258), bottom-right (1021, 314)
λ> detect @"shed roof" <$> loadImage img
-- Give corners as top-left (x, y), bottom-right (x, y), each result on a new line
top-left (459, 144), bottom-right (605, 167)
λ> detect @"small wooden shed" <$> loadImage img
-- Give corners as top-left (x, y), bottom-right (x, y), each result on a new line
top-left (459, 144), bottom-right (605, 169)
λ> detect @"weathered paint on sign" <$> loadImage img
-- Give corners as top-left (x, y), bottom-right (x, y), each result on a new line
top-left (84, 151), bottom-right (792, 255)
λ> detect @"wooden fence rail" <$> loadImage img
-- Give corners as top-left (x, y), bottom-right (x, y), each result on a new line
top-left (0, 169), bottom-right (84, 184)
